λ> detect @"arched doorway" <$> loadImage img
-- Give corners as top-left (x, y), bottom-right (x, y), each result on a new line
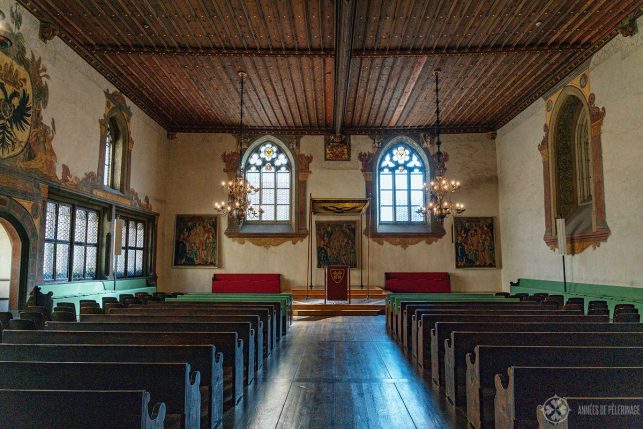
top-left (0, 219), bottom-right (22, 311)
top-left (0, 197), bottom-right (39, 311)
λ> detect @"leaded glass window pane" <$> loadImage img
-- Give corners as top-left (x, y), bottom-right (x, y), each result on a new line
top-left (57, 205), bottom-right (71, 241)
top-left (104, 124), bottom-right (113, 187)
top-left (72, 246), bottom-right (85, 280)
top-left (276, 205), bottom-right (289, 221)
top-left (87, 211), bottom-right (99, 244)
top-left (43, 242), bottom-right (54, 281)
top-left (135, 250), bottom-right (144, 276)
top-left (55, 244), bottom-right (69, 280)
top-left (85, 247), bottom-right (97, 279)
top-left (127, 251), bottom-right (136, 276)
top-left (244, 141), bottom-right (292, 222)
top-left (136, 222), bottom-right (144, 247)
top-left (74, 210), bottom-right (87, 243)
top-left (116, 217), bottom-right (146, 278)
top-left (45, 202), bottom-right (56, 240)
top-left (378, 143), bottom-right (427, 224)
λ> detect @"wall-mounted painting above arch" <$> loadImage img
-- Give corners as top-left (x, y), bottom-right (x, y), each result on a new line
top-left (173, 215), bottom-right (218, 268)
top-left (454, 217), bottom-right (497, 269)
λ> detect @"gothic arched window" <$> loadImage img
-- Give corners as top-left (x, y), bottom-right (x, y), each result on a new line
top-left (377, 143), bottom-right (426, 224)
top-left (244, 141), bottom-right (292, 222)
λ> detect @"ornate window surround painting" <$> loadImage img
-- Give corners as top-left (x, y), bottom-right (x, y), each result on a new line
top-left (358, 134), bottom-right (446, 249)
top-left (540, 70), bottom-right (610, 255)
top-left (97, 90), bottom-right (134, 194)
top-left (173, 214), bottom-right (218, 268)
top-left (221, 134), bottom-right (313, 248)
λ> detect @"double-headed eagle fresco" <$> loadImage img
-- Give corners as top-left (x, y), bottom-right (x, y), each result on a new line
top-left (0, 80), bottom-right (32, 156)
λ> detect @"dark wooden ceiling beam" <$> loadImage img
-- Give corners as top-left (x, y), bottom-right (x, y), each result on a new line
top-left (332, 0), bottom-right (357, 136)
top-left (88, 42), bottom-right (590, 58)
top-left (166, 124), bottom-right (494, 135)
top-left (91, 45), bottom-right (334, 57)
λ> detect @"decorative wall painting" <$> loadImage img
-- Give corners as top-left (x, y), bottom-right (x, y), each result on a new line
top-left (173, 215), bottom-right (218, 267)
top-left (316, 221), bottom-right (357, 268)
top-left (454, 217), bottom-right (496, 268)
top-left (324, 135), bottom-right (351, 161)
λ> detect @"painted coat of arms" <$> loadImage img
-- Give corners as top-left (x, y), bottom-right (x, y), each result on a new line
top-left (454, 217), bottom-right (497, 268)
top-left (173, 215), bottom-right (218, 267)
top-left (0, 5), bottom-right (56, 179)
top-left (316, 221), bottom-right (357, 268)
top-left (330, 268), bottom-right (345, 284)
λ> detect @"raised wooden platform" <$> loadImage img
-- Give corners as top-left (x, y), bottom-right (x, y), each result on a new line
top-left (290, 287), bottom-right (387, 300)
top-left (293, 304), bottom-right (385, 317)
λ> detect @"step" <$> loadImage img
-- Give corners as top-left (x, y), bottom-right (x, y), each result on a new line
top-left (293, 304), bottom-right (384, 311)
top-left (295, 309), bottom-right (384, 317)
top-left (290, 289), bottom-right (387, 299)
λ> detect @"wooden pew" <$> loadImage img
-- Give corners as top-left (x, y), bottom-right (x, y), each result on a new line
top-left (385, 293), bottom-right (500, 333)
top-left (114, 305), bottom-right (278, 348)
top-left (417, 314), bottom-right (609, 372)
top-left (0, 389), bottom-right (165, 429)
top-left (466, 346), bottom-right (643, 429)
top-left (433, 321), bottom-right (643, 395)
top-left (2, 329), bottom-right (245, 406)
top-left (0, 361), bottom-right (199, 429)
top-left (167, 293), bottom-right (292, 328)
top-left (401, 302), bottom-right (558, 349)
top-left (537, 397), bottom-right (643, 429)
top-left (495, 366), bottom-right (643, 429)
top-left (445, 332), bottom-right (643, 427)
top-left (47, 320), bottom-right (260, 376)
top-left (389, 295), bottom-right (512, 337)
top-left (406, 307), bottom-right (575, 352)
top-left (82, 313), bottom-right (271, 356)
top-left (0, 343), bottom-right (223, 428)
top-left (161, 298), bottom-right (289, 336)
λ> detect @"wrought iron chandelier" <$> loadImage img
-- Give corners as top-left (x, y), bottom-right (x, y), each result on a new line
top-left (214, 71), bottom-right (262, 225)
top-left (417, 69), bottom-right (465, 223)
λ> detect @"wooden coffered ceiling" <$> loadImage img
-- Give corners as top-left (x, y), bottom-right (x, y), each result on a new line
top-left (19, 0), bottom-right (641, 135)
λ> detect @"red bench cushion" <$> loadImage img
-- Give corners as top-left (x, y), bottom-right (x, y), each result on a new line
top-left (211, 274), bottom-right (281, 293)
top-left (384, 272), bottom-right (450, 293)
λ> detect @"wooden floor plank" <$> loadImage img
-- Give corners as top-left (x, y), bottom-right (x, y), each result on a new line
top-left (221, 315), bottom-right (467, 428)
top-left (276, 382), bottom-right (335, 429)
top-left (335, 382), bottom-right (416, 428)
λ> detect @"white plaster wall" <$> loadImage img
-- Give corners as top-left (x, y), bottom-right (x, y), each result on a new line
top-left (161, 133), bottom-right (502, 293)
top-left (3, 1), bottom-right (169, 280)
top-left (0, 224), bottom-right (10, 298)
top-left (496, 22), bottom-right (643, 289)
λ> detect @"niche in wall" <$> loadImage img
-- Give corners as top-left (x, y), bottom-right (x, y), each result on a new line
top-left (539, 71), bottom-right (610, 254)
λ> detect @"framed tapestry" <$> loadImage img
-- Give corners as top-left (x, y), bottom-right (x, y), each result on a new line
top-left (316, 221), bottom-right (358, 268)
top-left (173, 215), bottom-right (219, 267)
top-left (454, 217), bottom-right (497, 269)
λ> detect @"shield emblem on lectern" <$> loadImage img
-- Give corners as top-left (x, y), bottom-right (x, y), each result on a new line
top-left (330, 269), bottom-right (345, 284)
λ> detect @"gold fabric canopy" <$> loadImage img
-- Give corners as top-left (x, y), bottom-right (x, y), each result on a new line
top-left (310, 198), bottom-right (370, 216)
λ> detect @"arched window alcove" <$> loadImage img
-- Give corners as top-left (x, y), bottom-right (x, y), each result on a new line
top-left (540, 85), bottom-right (610, 254)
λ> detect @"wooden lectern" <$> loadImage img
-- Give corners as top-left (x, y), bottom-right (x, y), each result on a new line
top-left (324, 265), bottom-right (350, 304)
